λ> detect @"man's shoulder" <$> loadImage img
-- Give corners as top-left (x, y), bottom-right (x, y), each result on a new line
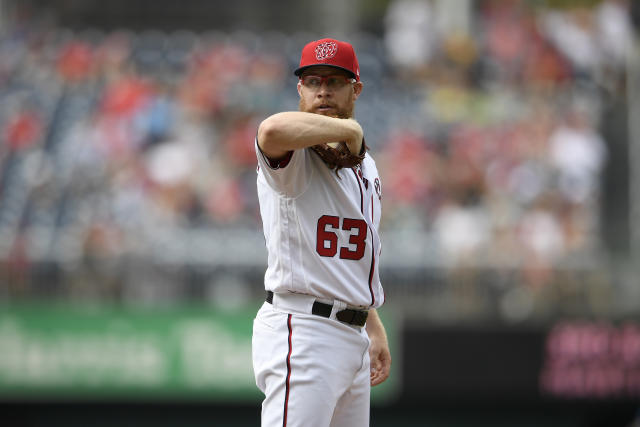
top-left (362, 151), bottom-right (379, 170)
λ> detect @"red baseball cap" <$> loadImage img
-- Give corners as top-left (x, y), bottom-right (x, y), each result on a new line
top-left (294, 38), bottom-right (360, 82)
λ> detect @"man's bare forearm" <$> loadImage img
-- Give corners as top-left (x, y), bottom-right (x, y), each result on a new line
top-left (257, 112), bottom-right (363, 159)
top-left (366, 309), bottom-right (387, 340)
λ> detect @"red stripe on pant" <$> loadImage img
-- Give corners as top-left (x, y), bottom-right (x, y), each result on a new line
top-left (283, 314), bottom-right (293, 426)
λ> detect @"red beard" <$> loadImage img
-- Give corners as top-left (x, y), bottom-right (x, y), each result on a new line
top-left (299, 97), bottom-right (354, 119)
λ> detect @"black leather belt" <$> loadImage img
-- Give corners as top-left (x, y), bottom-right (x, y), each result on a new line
top-left (266, 291), bottom-right (368, 327)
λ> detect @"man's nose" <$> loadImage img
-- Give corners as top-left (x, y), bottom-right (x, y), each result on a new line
top-left (316, 84), bottom-right (332, 96)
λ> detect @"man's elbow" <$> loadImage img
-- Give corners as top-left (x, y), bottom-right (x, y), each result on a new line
top-left (258, 117), bottom-right (282, 147)
top-left (257, 117), bottom-right (288, 158)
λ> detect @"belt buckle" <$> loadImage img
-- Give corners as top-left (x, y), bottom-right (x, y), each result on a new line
top-left (336, 308), bottom-right (368, 327)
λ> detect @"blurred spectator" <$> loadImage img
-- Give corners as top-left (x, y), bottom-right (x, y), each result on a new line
top-left (135, 80), bottom-right (177, 147)
top-left (482, 0), bottom-right (533, 84)
top-left (548, 104), bottom-right (607, 206)
top-left (57, 40), bottom-right (93, 82)
top-left (378, 130), bottom-right (442, 224)
top-left (384, 0), bottom-right (436, 78)
top-left (433, 196), bottom-right (491, 267)
top-left (3, 107), bottom-right (43, 152)
top-left (595, 0), bottom-right (633, 69)
top-left (541, 7), bottom-right (600, 76)
top-left (517, 198), bottom-right (566, 289)
top-left (144, 140), bottom-right (196, 225)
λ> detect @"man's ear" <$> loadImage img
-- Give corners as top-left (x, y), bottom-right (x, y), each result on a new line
top-left (353, 81), bottom-right (363, 100)
top-left (297, 81), bottom-right (302, 97)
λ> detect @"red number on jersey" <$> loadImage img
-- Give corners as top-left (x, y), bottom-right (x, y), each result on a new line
top-left (316, 215), bottom-right (340, 257)
top-left (316, 215), bottom-right (367, 260)
top-left (340, 218), bottom-right (367, 260)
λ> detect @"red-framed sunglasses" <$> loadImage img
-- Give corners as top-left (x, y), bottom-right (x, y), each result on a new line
top-left (299, 75), bottom-right (356, 90)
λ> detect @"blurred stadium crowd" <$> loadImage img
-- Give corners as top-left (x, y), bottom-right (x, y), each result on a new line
top-left (0, 0), bottom-right (636, 321)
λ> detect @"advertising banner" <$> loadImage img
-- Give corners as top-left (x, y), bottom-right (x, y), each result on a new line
top-left (0, 303), bottom-right (260, 401)
top-left (0, 303), bottom-right (398, 403)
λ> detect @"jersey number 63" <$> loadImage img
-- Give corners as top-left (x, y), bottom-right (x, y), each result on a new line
top-left (316, 215), bottom-right (367, 260)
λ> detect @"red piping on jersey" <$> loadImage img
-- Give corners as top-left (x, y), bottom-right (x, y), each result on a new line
top-left (369, 195), bottom-right (376, 306)
top-left (371, 194), bottom-right (374, 223)
top-left (283, 314), bottom-right (293, 427)
top-left (352, 168), bottom-right (375, 307)
top-left (352, 169), bottom-right (364, 213)
top-left (367, 223), bottom-right (376, 307)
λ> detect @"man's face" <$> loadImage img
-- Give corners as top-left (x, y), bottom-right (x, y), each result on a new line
top-left (298, 66), bottom-right (363, 119)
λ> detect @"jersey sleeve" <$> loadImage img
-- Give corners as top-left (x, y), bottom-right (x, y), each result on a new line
top-left (255, 137), bottom-right (313, 197)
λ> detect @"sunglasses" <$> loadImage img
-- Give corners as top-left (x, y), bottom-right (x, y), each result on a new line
top-left (300, 75), bottom-right (356, 90)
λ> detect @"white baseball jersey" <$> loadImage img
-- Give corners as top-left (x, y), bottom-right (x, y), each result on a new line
top-left (255, 139), bottom-right (384, 309)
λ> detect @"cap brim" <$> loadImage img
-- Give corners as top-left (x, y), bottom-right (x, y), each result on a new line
top-left (294, 64), bottom-right (357, 80)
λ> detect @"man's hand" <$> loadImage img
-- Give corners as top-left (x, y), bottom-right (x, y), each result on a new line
top-left (366, 309), bottom-right (391, 386)
top-left (369, 336), bottom-right (391, 386)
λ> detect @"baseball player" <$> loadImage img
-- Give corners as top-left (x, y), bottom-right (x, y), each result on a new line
top-left (252, 38), bottom-right (391, 427)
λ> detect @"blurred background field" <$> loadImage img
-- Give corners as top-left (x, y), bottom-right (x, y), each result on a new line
top-left (0, 0), bottom-right (639, 425)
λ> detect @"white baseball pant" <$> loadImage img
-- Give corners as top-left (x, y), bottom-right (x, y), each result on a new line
top-left (252, 295), bottom-right (371, 427)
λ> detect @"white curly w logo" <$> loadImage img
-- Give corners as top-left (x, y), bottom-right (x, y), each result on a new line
top-left (315, 42), bottom-right (338, 60)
